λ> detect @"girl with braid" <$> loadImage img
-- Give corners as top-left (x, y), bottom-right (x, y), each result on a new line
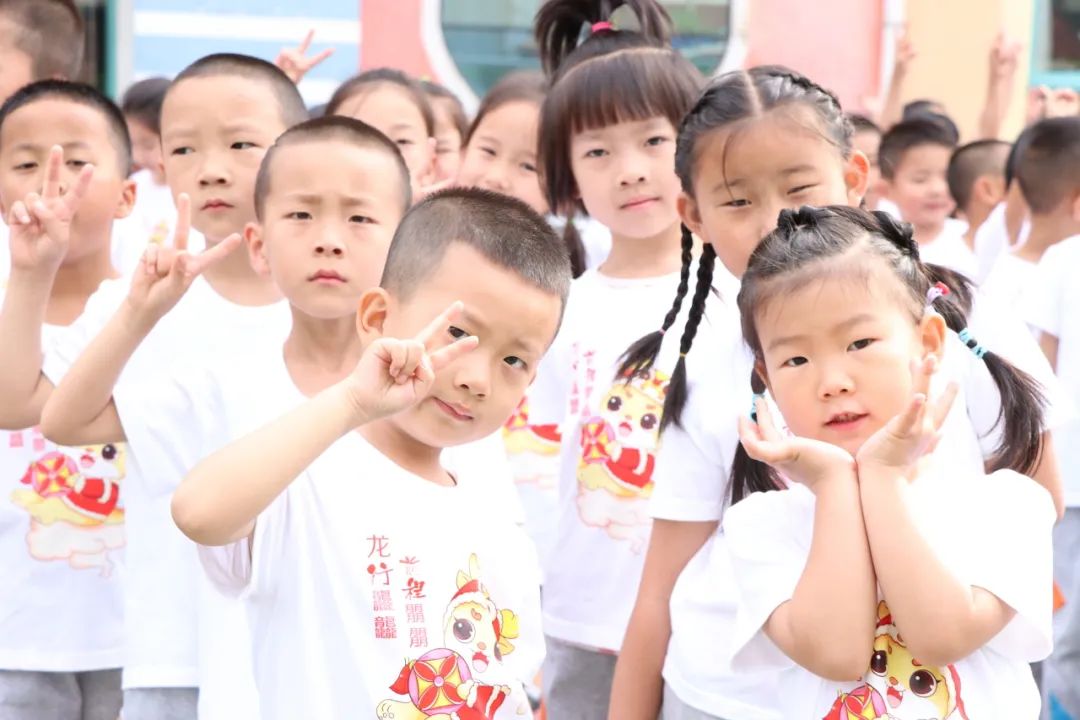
top-left (523, 0), bottom-right (707, 716)
top-left (612, 67), bottom-right (1066, 720)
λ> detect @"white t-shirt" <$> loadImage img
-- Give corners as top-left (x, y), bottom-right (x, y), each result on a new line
top-left (651, 282), bottom-right (1066, 717)
top-left (920, 219), bottom-right (977, 279)
top-left (42, 276), bottom-right (290, 691)
top-left (974, 202), bottom-right (1032, 285)
top-left (530, 261), bottom-right (735, 651)
top-left (502, 393), bottom-right (561, 575)
top-left (981, 253), bottom-right (1040, 338)
top-left (722, 468), bottom-right (1054, 720)
top-left (0, 286), bottom-right (126, 672)
top-left (1024, 237), bottom-right (1080, 507)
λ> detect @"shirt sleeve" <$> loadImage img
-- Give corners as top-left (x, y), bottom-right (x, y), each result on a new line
top-left (198, 488), bottom-right (290, 599)
top-left (959, 470), bottom-right (1056, 662)
top-left (722, 486), bottom-right (815, 673)
top-left (41, 280), bottom-right (127, 385)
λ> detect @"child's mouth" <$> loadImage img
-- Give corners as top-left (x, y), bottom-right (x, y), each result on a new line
top-left (887, 685), bottom-right (903, 708)
top-left (825, 412), bottom-right (868, 429)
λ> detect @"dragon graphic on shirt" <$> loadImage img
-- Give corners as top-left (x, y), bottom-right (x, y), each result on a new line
top-left (9, 436), bottom-right (126, 577)
top-left (823, 602), bottom-right (968, 720)
top-left (377, 554), bottom-right (527, 720)
top-left (576, 367), bottom-right (669, 552)
top-left (502, 396), bottom-right (560, 488)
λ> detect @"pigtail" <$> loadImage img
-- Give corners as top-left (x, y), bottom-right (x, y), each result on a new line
top-left (562, 213), bottom-right (587, 278)
top-left (616, 224), bottom-right (694, 378)
top-left (660, 242), bottom-right (716, 431)
top-left (535, 0), bottom-right (672, 77)
top-left (728, 371), bottom-right (784, 505)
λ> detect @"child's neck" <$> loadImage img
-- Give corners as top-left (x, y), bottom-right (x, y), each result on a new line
top-left (282, 309), bottom-right (365, 398)
top-left (913, 219), bottom-right (947, 247)
top-left (1015, 214), bottom-right (1080, 264)
top-left (360, 418), bottom-right (453, 487)
top-left (201, 233), bottom-right (281, 307)
top-left (960, 203), bottom-right (993, 252)
top-left (600, 221), bottom-right (684, 279)
top-left (46, 246), bottom-right (118, 326)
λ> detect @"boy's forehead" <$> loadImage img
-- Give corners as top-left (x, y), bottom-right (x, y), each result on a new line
top-left (1, 97), bottom-right (110, 146)
top-left (163, 74), bottom-right (285, 127)
top-left (269, 140), bottom-right (405, 197)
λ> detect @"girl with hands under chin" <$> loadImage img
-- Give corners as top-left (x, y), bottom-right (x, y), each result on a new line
top-left (722, 206), bottom-right (1055, 720)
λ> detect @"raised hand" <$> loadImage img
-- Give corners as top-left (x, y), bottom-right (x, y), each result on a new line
top-left (344, 301), bottom-right (479, 423)
top-left (6, 146), bottom-right (94, 274)
top-left (126, 193), bottom-right (242, 321)
top-left (738, 395), bottom-right (857, 490)
top-left (893, 25), bottom-right (916, 75)
top-left (274, 29), bottom-right (335, 85)
top-left (989, 32), bottom-right (1021, 82)
top-left (855, 354), bottom-right (957, 478)
top-left (1046, 88), bottom-right (1080, 119)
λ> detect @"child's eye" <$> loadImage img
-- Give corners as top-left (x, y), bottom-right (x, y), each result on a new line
top-left (13, 162), bottom-right (37, 171)
top-left (848, 338), bottom-right (875, 351)
top-left (480, 146), bottom-right (497, 157)
top-left (286, 211), bottom-right (312, 220)
top-left (447, 326), bottom-right (469, 340)
top-left (171, 147), bottom-right (193, 156)
top-left (396, 139), bottom-right (414, 147)
top-left (781, 356), bottom-right (808, 368)
top-left (231, 141), bottom-right (256, 151)
top-left (584, 148), bottom-right (606, 159)
top-left (789, 184), bottom-right (816, 195)
top-left (521, 161), bottom-right (537, 173)
top-left (504, 356), bottom-right (527, 370)
top-left (723, 198), bottom-right (750, 208)
top-left (349, 214), bottom-right (374, 224)
top-left (66, 160), bottom-right (89, 168)
top-left (645, 135), bottom-right (668, 147)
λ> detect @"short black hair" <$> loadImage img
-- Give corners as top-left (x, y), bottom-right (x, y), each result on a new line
top-left (903, 99), bottom-right (945, 119)
top-left (0, 0), bottom-right (84, 81)
top-left (169, 54), bottom-right (309, 129)
top-left (327, 68), bottom-right (436, 138)
top-left (0, 79), bottom-right (131, 175)
top-left (847, 113), bottom-right (881, 135)
top-left (121, 76), bottom-right (170, 135)
top-left (947, 140), bottom-right (1009, 212)
top-left (380, 187), bottom-right (571, 313)
top-left (879, 115), bottom-right (958, 180)
top-left (1016, 116), bottom-right (1080, 214)
top-left (421, 80), bottom-right (469, 141)
top-left (254, 115), bottom-right (411, 221)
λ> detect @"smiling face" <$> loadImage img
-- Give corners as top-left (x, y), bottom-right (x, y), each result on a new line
top-left (753, 253), bottom-right (943, 456)
top-left (431, 96), bottom-right (464, 182)
top-left (444, 600), bottom-right (501, 675)
top-left (868, 634), bottom-right (953, 718)
top-left (885, 143), bottom-right (955, 239)
top-left (569, 116), bottom-right (681, 241)
top-left (161, 75), bottom-right (288, 243)
top-left (457, 100), bottom-right (546, 215)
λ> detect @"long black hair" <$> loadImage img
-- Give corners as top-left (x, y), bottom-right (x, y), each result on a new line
top-left (728, 205), bottom-right (1046, 505)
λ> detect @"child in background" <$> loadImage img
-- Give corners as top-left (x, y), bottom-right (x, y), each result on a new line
top-left (422, 79), bottom-right (469, 183)
top-left (984, 117), bottom-right (1080, 307)
top-left (120, 77), bottom-right (176, 243)
top-left (849, 114), bottom-right (883, 211)
top-left (327, 69), bottom-right (437, 193)
top-left (0, 80), bottom-right (134, 720)
top-left (167, 186), bottom-right (569, 719)
top-left (879, 116), bottom-right (971, 275)
top-left (1026, 233), bottom-right (1080, 720)
top-left (725, 205), bottom-right (1053, 719)
top-left (38, 54), bottom-right (308, 720)
top-left (973, 128), bottom-right (1034, 283)
top-left (526, 0), bottom-right (703, 716)
top-left (946, 138), bottom-right (1009, 279)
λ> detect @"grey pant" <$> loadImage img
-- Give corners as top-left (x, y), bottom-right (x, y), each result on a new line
top-left (0, 669), bottom-right (121, 720)
top-left (122, 687), bottom-right (198, 720)
top-left (1043, 508), bottom-right (1080, 720)
top-left (661, 683), bottom-right (728, 720)
top-left (542, 636), bottom-right (618, 720)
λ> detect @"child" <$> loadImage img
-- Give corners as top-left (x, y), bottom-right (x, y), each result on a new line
top-left (327, 68), bottom-right (436, 193)
top-left (167, 186), bottom-right (569, 719)
top-left (974, 130), bottom-right (1033, 283)
top-left (984, 117), bottom-right (1080, 308)
top-left (724, 205), bottom-right (1053, 718)
top-left (0, 80), bottom-right (134, 720)
top-left (422, 79), bottom-right (469, 183)
top-left (1021, 149), bottom-right (1080, 720)
top-left (37, 53), bottom-right (308, 720)
top-left (526, 0), bottom-right (703, 716)
top-left (879, 117), bottom-right (971, 275)
top-left (0, 0), bottom-right (83, 105)
top-left (849, 113), bottom-right (883, 211)
top-left (611, 65), bottom-right (1066, 720)
top-left (946, 138), bottom-right (1010, 281)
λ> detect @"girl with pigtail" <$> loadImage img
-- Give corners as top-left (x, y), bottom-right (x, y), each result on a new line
top-left (521, 0), bottom-right (709, 716)
top-left (611, 66), bottom-right (1066, 720)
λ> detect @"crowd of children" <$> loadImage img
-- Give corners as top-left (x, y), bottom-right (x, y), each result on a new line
top-left (0, 0), bottom-right (1077, 719)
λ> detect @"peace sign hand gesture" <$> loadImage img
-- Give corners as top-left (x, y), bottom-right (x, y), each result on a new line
top-left (6, 146), bottom-right (94, 275)
top-left (126, 193), bottom-right (242, 323)
top-left (344, 302), bottom-right (479, 424)
top-left (274, 30), bottom-right (336, 85)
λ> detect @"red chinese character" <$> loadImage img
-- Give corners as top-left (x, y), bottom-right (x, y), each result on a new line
top-left (374, 616), bottom-right (397, 640)
top-left (406, 603), bottom-right (425, 624)
top-left (8, 432), bottom-right (23, 449)
top-left (403, 577), bottom-right (426, 599)
top-left (399, 556), bottom-right (419, 576)
top-left (373, 590), bottom-right (393, 612)
top-left (367, 562), bottom-right (392, 586)
top-left (409, 627), bottom-right (428, 649)
top-left (367, 535), bottom-right (391, 559)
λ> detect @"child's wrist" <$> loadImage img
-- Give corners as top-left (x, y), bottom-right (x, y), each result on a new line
top-left (118, 297), bottom-right (161, 336)
top-left (335, 376), bottom-right (375, 429)
top-left (808, 467), bottom-right (859, 496)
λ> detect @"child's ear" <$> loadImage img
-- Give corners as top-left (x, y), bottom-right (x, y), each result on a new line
top-left (678, 192), bottom-right (704, 241)
top-left (244, 222), bottom-right (270, 276)
top-left (114, 178), bottom-right (137, 220)
top-left (844, 151), bottom-right (871, 207)
top-left (974, 175), bottom-right (1006, 207)
top-left (1070, 188), bottom-right (1080, 223)
top-left (356, 288), bottom-right (392, 341)
top-left (919, 311), bottom-right (948, 361)
top-left (752, 361), bottom-right (771, 394)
